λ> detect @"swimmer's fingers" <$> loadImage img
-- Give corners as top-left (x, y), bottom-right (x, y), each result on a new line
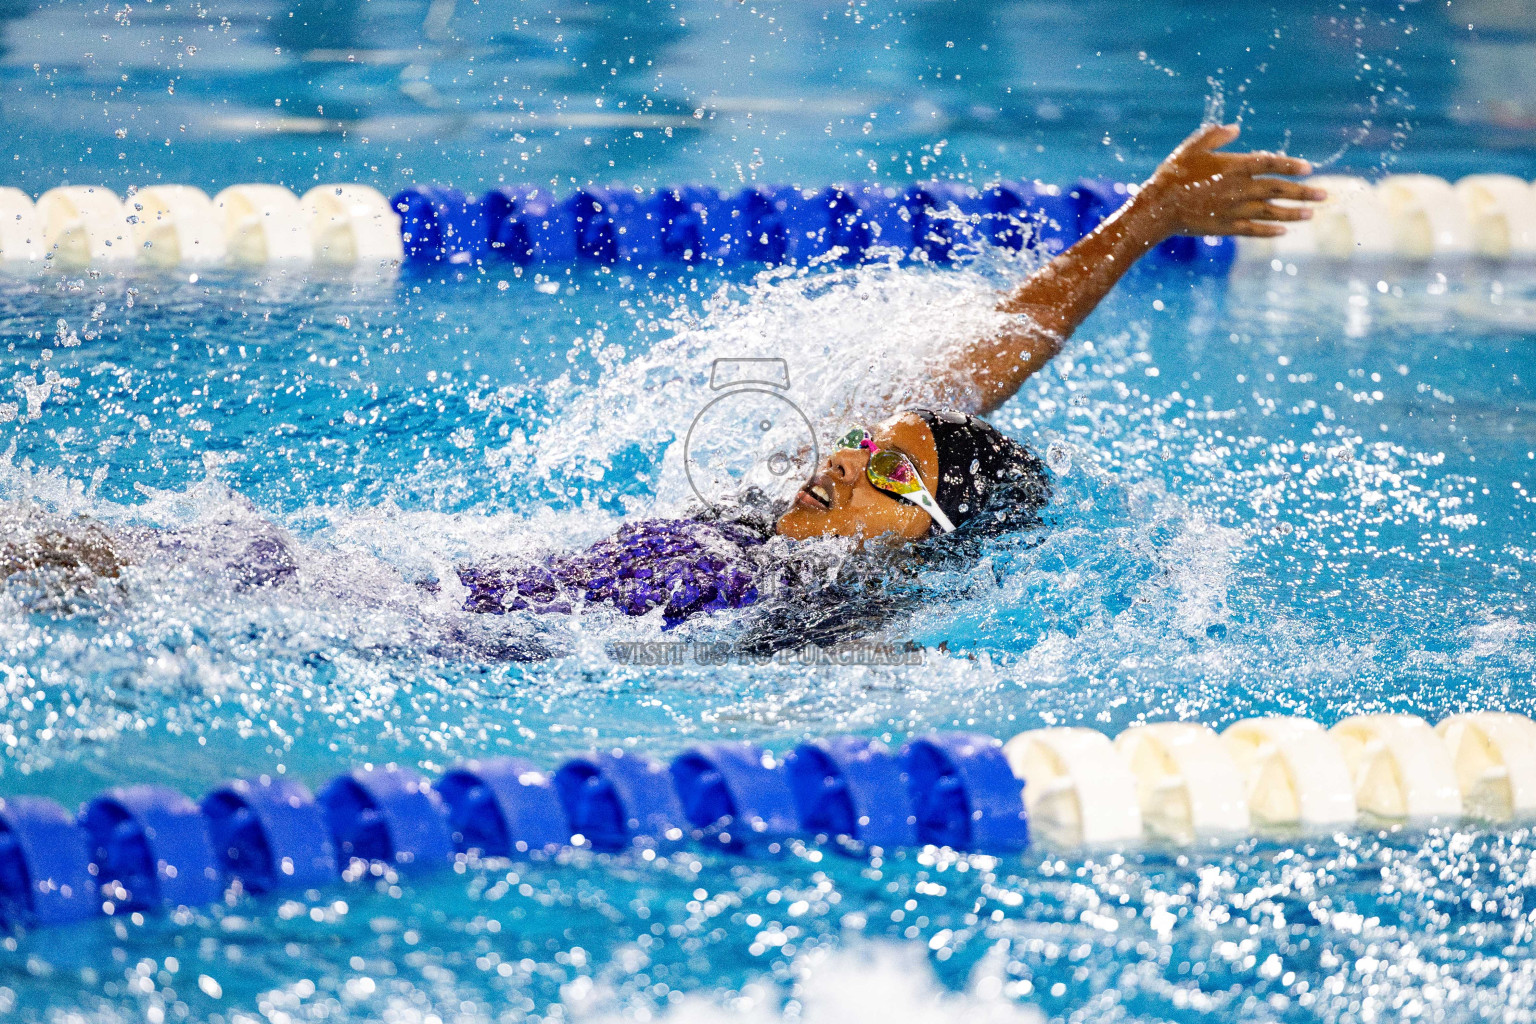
top-left (1228, 150), bottom-right (1313, 177)
top-left (1230, 199), bottom-right (1314, 223)
top-left (1223, 219), bottom-right (1290, 238)
top-left (1243, 178), bottom-right (1328, 203)
top-left (1180, 121), bottom-right (1241, 154)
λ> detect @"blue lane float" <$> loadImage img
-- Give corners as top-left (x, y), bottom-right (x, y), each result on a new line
top-left (437, 757), bottom-right (568, 858)
top-left (480, 187), bottom-right (579, 264)
top-left (201, 776), bottom-right (336, 894)
top-left (394, 185), bottom-right (475, 264)
top-left (785, 735), bottom-right (916, 853)
top-left (901, 734), bottom-right (1030, 852)
top-left (391, 179), bottom-right (1236, 272)
top-left (670, 742), bottom-right (799, 853)
top-left (554, 750), bottom-right (687, 853)
top-left (0, 796), bottom-right (97, 927)
top-left (1068, 178), bottom-right (1134, 237)
top-left (0, 729), bottom-right (1044, 933)
top-left (80, 786), bottom-right (223, 911)
top-left (656, 186), bottom-right (733, 262)
top-left (318, 766), bottom-right (454, 874)
top-left (568, 188), bottom-right (653, 264)
top-left (734, 186), bottom-right (799, 263)
top-left (901, 181), bottom-right (977, 263)
top-left (796, 186), bottom-right (880, 264)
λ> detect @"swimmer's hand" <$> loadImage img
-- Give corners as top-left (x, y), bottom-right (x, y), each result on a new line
top-left (1138, 122), bottom-right (1325, 239)
top-left (939, 121), bottom-right (1328, 416)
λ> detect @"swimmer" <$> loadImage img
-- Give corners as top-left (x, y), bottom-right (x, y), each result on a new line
top-left (4, 124), bottom-right (1321, 650)
top-left (461, 123), bottom-right (1324, 643)
top-left (0, 494), bottom-right (300, 613)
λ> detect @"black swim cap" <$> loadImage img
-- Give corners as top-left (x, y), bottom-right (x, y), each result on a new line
top-left (909, 409), bottom-right (1050, 536)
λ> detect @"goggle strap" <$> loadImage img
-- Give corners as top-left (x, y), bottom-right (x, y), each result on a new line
top-left (905, 489), bottom-right (956, 534)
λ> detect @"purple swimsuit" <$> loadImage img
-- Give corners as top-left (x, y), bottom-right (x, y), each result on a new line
top-left (458, 517), bottom-right (768, 627)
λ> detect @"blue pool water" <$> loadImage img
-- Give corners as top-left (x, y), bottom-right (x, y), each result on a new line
top-left (4, 1), bottom-right (1536, 1021)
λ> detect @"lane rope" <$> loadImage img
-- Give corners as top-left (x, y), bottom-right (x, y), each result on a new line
top-left (1, 711), bottom-right (1532, 931)
top-left (2, 174), bottom-right (1531, 270)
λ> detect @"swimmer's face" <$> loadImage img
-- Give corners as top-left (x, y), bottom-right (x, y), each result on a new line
top-left (775, 412), bottom-right (941, 543)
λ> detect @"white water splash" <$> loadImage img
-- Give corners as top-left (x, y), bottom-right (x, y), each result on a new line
top-left (563, 941), bottom-right (1045, 1024)
top-left (499, 256), bottom-right (1037, 515)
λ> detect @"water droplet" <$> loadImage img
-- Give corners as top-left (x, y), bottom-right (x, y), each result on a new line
top-left (1046, 441), bottom-right (1072, 475)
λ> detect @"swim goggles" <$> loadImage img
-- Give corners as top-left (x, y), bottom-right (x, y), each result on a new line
top-left (835, 427), bottom-right (956, 534)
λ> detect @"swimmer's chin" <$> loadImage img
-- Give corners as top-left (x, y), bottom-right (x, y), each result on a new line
top-left (775, 506), bottom-right (821, 540)
top-left (776, 504), bottom-right (856, 542)
top-left (775, 510), bottom-right (896, 551)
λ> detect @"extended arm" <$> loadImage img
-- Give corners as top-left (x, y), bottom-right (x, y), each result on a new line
top-left (956, 123), bottom-right (1325, 415)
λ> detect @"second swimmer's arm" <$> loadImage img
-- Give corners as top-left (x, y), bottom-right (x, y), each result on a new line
top-left (957, 123), bottom-right (1324, 416)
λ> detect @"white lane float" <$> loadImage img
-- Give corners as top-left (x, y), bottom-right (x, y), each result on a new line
top-left (37, 186), bottom-right (134, 267)
top-left (301, 184), bottom-right (403, 264)
top-left (1113, 723), bottom-right (1251, 842)
top-left (1376, 174), bottom-right (1475, 258)
top-left (1238, 174), bottom-right (1394, 262)
top-left (1434, 712), bottom-right (1536, 822)
top-left (1453, 174), bottom-right (1536, 258)
top-left (126, 185), bottom-right (227, 267)
top-left (1299, 175), bottom-right (1397, 258)
top-left (1329, 714), bottom-right (1463, 820)
top-left (0, 187), bottom-right (42, 261)
top-left (1220, 717), bottom-right (1357, 827)
top-left (1238, 172), bottom-right (1536, 263)
top-left (1002, 727), bottom-right (1142, 845)
top-left (215, 185), bottom-right (313, 265)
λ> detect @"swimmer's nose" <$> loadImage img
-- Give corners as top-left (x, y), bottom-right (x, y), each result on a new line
top-left (827, 445), bottom-right (868, 482)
